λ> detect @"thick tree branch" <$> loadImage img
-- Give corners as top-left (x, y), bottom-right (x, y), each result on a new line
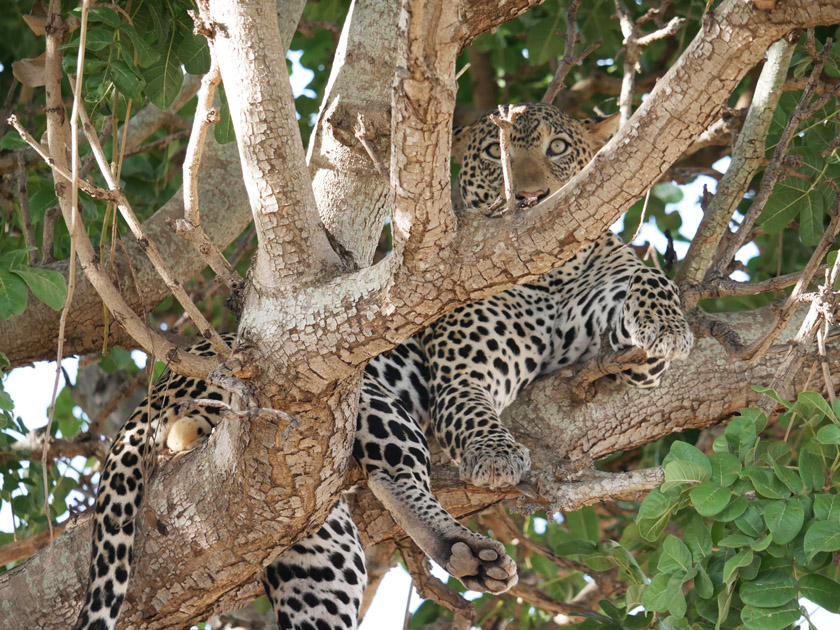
top-left (207, 0), bottom-right (340, 290)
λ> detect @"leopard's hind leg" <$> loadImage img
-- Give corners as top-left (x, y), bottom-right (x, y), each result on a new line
top-left (357, 378), bottom-right (517, 593)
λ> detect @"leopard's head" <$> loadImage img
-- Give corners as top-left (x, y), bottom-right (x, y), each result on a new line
top-left (452, 102), bottom-right (619, 210)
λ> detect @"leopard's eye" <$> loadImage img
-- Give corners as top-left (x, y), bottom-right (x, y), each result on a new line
top-left (547, 138), bottom-right (570, 157)
top-left (483, 143), bottom-right (502, 160)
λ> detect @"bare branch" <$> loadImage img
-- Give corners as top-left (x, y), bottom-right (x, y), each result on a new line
top-left (353, 113), bottom-right (389, 179)
top-left (542, 0), bottom-right (602, 105)
top-left (0, 523), bottom-right (66, 567)
top-left (614, 0), bottom-right (684, 126)
top-left (174, 50), bottom-right (243, 293)
top-left (676, 38), bottom-right (795, 285)
top-left (727, 200), bottom-right (840, 362)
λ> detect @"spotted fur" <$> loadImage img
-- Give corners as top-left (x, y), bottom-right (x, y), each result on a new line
top-left (74, 102), bottom-right (692, 630)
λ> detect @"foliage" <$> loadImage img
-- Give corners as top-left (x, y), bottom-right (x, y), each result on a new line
top-left (0, 0), bottom-right (838, 628)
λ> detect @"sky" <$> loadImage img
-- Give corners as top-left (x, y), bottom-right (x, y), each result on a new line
top-left (1, 56), bottom-right (836, 630)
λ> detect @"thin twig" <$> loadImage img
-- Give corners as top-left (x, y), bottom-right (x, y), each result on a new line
top-left (174, 51), bottom-right (242, 292)
top-left (12, 118), bottom-right (219, 376)
top-left (74, 102), bottom-right (231, 358)
top-left (542, 0), bottom-right (602, 105)
top-left (40, 205), bottom-right (59, 263)
top-left (42, 0), bottom-right (91, 561)
top-left (628, 187), bottom-right (652, 245)
top-left (614, 0), bottom-right (684, 126)
top-left (489, 104), bottom-right (528, 216)
top-left (735, 196), bottom-right (840, 362)
top-left (711, 38), bottom-right (838, 278)
top-left (123, 129), bottom-right (190, 158)
top-left (7, 116), bottom-right (117, 202)
top-left (681, 264), bottom-right (830, 303)
top-left (398, 541), bottom-right (474, 629)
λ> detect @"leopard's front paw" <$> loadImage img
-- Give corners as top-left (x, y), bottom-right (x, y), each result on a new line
top-left (459, 439), bottom-right (530, 489)
top-left (444, 537), bottom-right (518, 593)
top-left (623, 274), bottom-right (693, 361)
top-left (627, 309), bottom-right (693, 361)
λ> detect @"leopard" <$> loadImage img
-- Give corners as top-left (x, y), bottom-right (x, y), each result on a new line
top-left (72, 102), bottom-right (693, 630)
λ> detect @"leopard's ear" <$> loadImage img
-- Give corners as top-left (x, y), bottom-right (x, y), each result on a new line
top-left (580, 112), bottom-right (620, 152)
top-left (451, 124), bottom-right (472, 164)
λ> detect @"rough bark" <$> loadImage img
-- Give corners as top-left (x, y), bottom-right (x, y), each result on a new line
top-left (1, 308), bottom-right (831, 629)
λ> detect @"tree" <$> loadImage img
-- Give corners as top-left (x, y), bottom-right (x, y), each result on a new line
top-left (0, 0), bottom-right (839, 628)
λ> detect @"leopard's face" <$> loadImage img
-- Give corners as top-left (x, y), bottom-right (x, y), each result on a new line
top-left (453, 102), bottom-right (617, 210)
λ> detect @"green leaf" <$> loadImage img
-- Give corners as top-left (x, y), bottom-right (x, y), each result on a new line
top-left (141, 47), bottom-right (183, 109)
top-left (109, 59), bottom-right (146, 102)
top-left (799, 187), bottom-right (825, 246)
top-left (799, 573), bottom-right (840, 613)
top-left (526, 7), bottom-right (564, 65)
top-left (739, 569), bottom-right (797, 608)
top-left (83, 29), bottom-right (115, 51)
top-left (641, 574), bottom-right (670, 612)
top-left (176, 29), bottom-right (210, 75)
top-left (752, 387), bottom-right (791, 410)
top-left (695, 565), bottom-right (714, 599)
top-left (709, 452), bottom-right (742, 486)
top-left (685, 517), bottom-right (713, 562)
top-left (0, 131), bottom-right (29, 149)
top-left (565, 507), bottom-right (599, 543)
top-left (740, 601), bottom-right (802, 630)
top-left (662, 460), bottom-right (710, 491)
top-left (409, 599), bottom-right (442, 626)
top-left (10, 266), bottom-right (67, 311)
top-left (772, 461), bottom-right (804, 495)
top-left (638, 487), bottom-right (679, 519)
top-left (799, 444), bottom-right (826, 491)
top-left (763, 500), bottom-right (805, 545)
top-left (741, 466), bottom-right (790, 500)
top-left (723, 548), bottom-right (754, 584)
top-left (797, 391), bottom-right (837, 422)
top-left (666, 574), bottom-right (687, 618)
top-left (716, 495), bottom-right (749, 522)
top-left (803, 520), bottom-right (840, 560)
top-left (758, 178), bottom-right (809, 233)
top-left (215, 85), bottom-right (236, 144)
top-left (121, 24), bottom-right (161, 68)
top-left (0, 349), bottom-right (9, 369)
top-left (816, 424), bottom-right (840, 444)
top-left (741, 408), bottom-right (769, 431)
top-left (86, 6), bottom-right (121, 27)
top-left (725, 415), bottom-right (757, 459)
top-left (689, 483), bottom-right (731, 517)
top-left (813, 494), bottom-right (840, 521)
top-left (718, 532), bottom-right (754, 548)
top-left (0, 267), bottom-right (28, 320)
top-left (664, 441), bottom-right (712, 471)
top-left (658, 535), bottom-right (693, 574)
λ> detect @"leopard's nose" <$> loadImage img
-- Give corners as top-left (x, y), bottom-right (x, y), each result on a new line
top-left (514, 189), bottom-right (550, 204)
